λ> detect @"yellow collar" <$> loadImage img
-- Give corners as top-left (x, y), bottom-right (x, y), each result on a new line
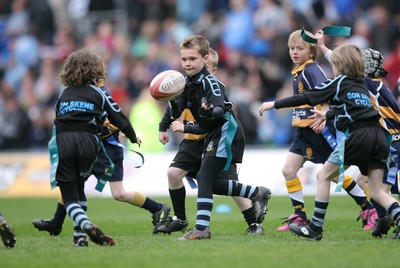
top-left (291, 59), bottom-right (314, 76)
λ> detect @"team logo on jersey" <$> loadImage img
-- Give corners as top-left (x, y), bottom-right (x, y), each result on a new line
top-left (298, 81), bottom-right (304, 93)
top-left (207, 141), bottom-right (214, 152)
top-left (305, 147), bottom-right (313, 160)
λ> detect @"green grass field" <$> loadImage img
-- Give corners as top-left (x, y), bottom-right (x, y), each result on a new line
top-left (0, 195), bottom-right (398, 268)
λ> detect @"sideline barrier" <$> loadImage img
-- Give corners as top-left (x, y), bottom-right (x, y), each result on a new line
top-left (0, 149), bottom-right (357, 198)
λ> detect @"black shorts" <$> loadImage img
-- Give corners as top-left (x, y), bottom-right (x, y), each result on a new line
top-left (345, 127), bottom-right (389, 175)
top-left (55, 132), bottom-right (99, 184)
top-left (170, 139), bottom-right (239, 181)
top-left (170, 139), bottom-right (203, 178)
top-left (91, 140), bottom-right (124, 182)
top-left (329, 127), bottom-right (390, 175)
top-left (203, 117), bottom-right (245, 164)
top-left (289, 127), bottom-right (332, 164)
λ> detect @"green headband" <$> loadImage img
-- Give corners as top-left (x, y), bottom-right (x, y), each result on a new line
top-left (301, 26), bottom-right (352, 44)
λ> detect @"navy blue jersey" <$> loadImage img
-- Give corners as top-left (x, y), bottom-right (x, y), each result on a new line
top-left (364, 77), bottom-right (400, 135)
top-left (291, 60), bottom-right (326, 127)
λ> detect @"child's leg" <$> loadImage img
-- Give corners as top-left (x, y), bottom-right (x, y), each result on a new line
top-left (368, 168), bottom-right (400, 226)
top-left (281, 153), bottom-right (307, 219)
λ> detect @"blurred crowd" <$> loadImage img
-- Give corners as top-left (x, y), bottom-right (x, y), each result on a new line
top-left (0, 0), bottom-right (400, 152)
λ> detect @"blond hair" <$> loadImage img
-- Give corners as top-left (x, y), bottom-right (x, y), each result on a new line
top-left (180, 35), bottom-right (210, 57)
top-left (288, 29), bottom-right (318, 60)
top-left (331, 44), bottom-right (365, 79)
top-left (207, 48), bottom-right (219, 73)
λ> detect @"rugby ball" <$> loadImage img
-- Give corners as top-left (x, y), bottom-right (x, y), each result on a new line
top-left (149, 70), bottom-right (186, 101)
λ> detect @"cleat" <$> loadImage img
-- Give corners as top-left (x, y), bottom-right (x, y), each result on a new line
top-left (0, 222), bottom-right (16, 248)
top-left (289, 223), bottom-right (323, 241)
top-left (84, 224), bottom-right (115, 246)
top-left (152, 203), bottom-right (171, 234)
top-left (390, 226), bottom-right (400, 240)
top-left (372, 214), bottom-right (394, 238)
top-left (357, 208), bottom-right (378, 230)
top-left (250, 186), bottom-right (271, 223)
top-left (245, 223), bottom-right (265, 235)
top-left (178, 227), bottom-right (211, 240)
top-left (156, 216), bottom-right (188, 234)
top-left (73, 236), bottom-right (88, 247)
top-left (32, 219), bottom-right (62, 236)
top-left (277, 214), bottom-right (309, 232)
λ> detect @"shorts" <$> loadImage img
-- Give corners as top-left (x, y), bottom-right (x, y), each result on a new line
top-left (289, 127), bottom-right (332, 164)
top-left (328, 127), bottom-right (389, 175)
top-left (170, 139), bottom-right (239, 181)
top-left (91, 140), bottom-right (124, 182)
top-left (55, 132), bottom-right (99, 184)
top-left (203, 115), bottom-right (245, 164)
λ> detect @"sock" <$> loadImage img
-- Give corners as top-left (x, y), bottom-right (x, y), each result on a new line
top-left (66, 203), bottom-right (91, 231)
top-left (73, 200), bottom-right (88, 238)
top-left (387, 202), bottom-right (400, 226)
top-left (130, 191), bottom-right (146, 207)
top-left (213, 180), bottom-right (257, 198)
top-left (342, 176), bottom-right (372, 210)
top-left (195, 197), bottom-right (213, 231)
top-left (52, 202), bottom-right (67, 229)
top-left (286, 178), bottom-right (306, 219)
top-left (169, 187), bottom-right (186, 220)
top-left (242, 207), bottom-right (257, 226)
top-left (142, 198), bottom-right (162, 214)
top-left (310, 199), bottom-right (329, 231)
top-left (371, 199), bottom-right (386, 218)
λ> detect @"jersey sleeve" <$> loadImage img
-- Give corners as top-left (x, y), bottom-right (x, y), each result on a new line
top-left (304, 63), bottom-right (327, 89)
top-left (100, 86), bottom-right (137, 143)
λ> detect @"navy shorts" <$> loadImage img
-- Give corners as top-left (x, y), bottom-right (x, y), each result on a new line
top-left (289, 127), bottom-right (332, 164)
top-left (91, 140), bottom-right (124, 182)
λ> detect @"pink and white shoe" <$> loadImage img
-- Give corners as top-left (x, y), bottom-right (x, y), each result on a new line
top-left (357, 208), bottom-right (378, 230)
top-left (277, 214), bottom-right (309, 232)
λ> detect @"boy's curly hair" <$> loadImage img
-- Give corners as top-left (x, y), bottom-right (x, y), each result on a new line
top-left (59, 49), bottom-right (108, 86)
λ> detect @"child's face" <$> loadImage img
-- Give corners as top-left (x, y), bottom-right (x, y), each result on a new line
top-left (288, 38), bottom-right (312, 67)
top-left (180, 47), bottom-right (208, 77)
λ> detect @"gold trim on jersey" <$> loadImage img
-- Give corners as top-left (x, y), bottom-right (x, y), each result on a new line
top-left (291, 59), bottom-right (314, 77)
top-left (182, 109), bottom-right (207, 140)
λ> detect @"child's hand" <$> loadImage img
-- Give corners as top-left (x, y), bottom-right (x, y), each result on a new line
top-left (309, 109), bottom-right (327, 129)
top-left (309, 117), bottom-right (326, 134)
top-left (199, 97), bottom-right (214, 118)
top-left (259, 101), bottom-right (275, 116)
top-left (158, 132), bottom-right (169, 145)
top-left (170, 121), bottom-right (184, 133)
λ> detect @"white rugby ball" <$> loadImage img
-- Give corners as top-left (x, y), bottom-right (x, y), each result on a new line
top-left (149, 70), bottom-right (186, 101)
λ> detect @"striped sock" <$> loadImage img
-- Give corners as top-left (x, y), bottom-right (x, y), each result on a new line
top-left (195, 198), bottom-right (213, 231)
top-left (310, 200), bottom-right (329, 231)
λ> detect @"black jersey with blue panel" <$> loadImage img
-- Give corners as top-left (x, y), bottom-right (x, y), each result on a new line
top-left (170, 66), bottom-right (232, 131)
top-left (54, 84), bottom-right (137, 143)
top-left (276, 75), bottom-right (380, 132)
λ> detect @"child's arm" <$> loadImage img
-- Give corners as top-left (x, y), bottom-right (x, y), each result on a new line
top-left (315, 30), bottom-right (333, 62)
